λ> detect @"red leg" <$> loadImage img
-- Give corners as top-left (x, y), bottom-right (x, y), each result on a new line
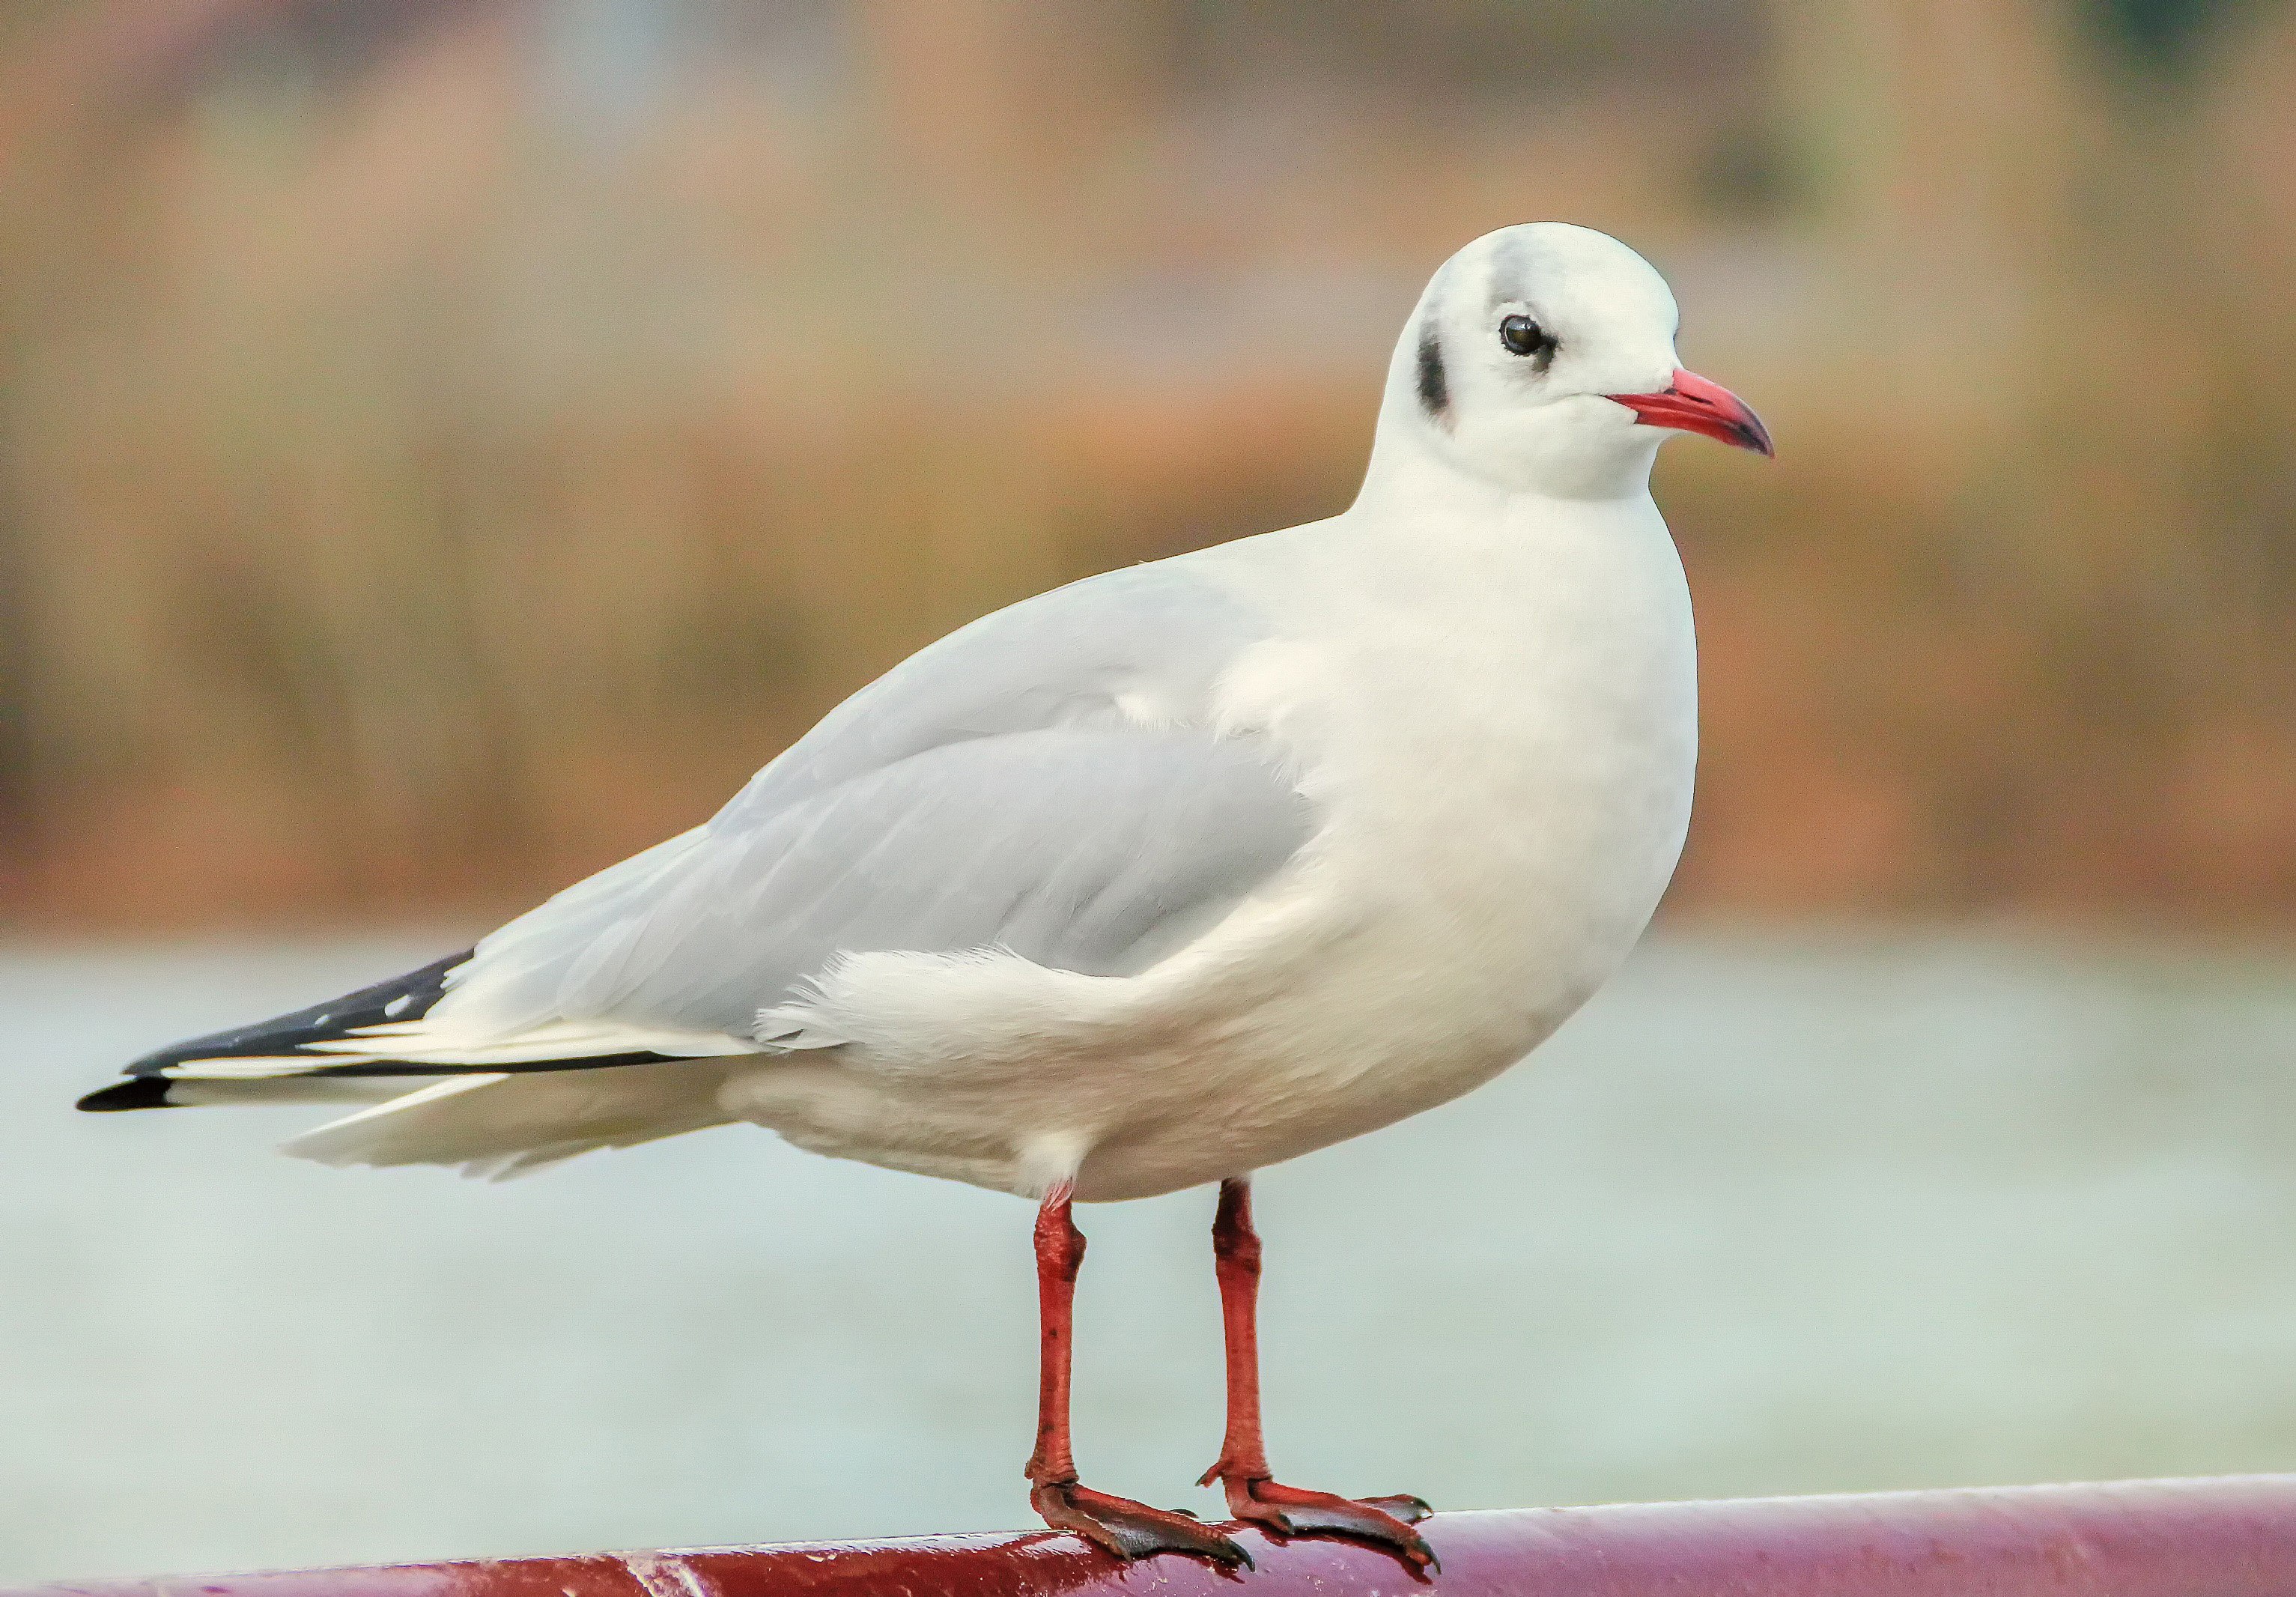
top-left (1198, 1178), bottom-right (1437, 1569)
top-left (1022, 1185), bottom-right (1084, 1488)
top-left (1024, 1184), bottom-right (1248, 1566)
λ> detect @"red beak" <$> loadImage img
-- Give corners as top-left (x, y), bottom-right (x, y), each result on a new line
top-left (1607, 368), bottom-right (1774, 458)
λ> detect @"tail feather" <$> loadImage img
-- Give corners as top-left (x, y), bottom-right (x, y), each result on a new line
top-left (279, 1060), bottom-right (741, 1178)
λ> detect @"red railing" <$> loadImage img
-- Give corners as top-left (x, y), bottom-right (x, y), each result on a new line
top-left (14, 1476), bottom-right (2296, 1597)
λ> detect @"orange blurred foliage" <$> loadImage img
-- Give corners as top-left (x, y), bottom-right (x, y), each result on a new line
top-left (1, 0), bottom-right (2292, 930)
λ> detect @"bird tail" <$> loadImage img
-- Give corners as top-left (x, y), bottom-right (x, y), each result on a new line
top-left (277, 1059), bottom-right (744, 1180)
top-left (77, 948), bottom-right (761, 1176)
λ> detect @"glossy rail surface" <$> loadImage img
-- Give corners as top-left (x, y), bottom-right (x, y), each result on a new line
top-left (14, 1476), bottom-right (2296, 1597)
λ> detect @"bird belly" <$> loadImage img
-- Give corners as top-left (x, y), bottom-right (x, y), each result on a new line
top-left (714, 957), bottom-right (1556, 1204)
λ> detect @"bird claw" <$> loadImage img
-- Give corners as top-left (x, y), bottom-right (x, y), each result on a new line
top-left (1359, 1493), bottom-right (1436, 1525)
top-left (1215, 1476), bottom-right (1439, 1569)
top-left (1032, 1480), bottom-right (1254, 1567)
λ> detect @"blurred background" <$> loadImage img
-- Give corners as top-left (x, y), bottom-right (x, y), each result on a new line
top-left (3, 0), bottom-right (2295, 1585)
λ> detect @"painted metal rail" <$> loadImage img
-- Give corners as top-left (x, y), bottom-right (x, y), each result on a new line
top-left (13, 1476), bottom-right (2296, 1597)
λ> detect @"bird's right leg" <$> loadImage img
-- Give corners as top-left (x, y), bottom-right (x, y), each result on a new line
top-left (1024, 1183), bottom-right (1251, 1566)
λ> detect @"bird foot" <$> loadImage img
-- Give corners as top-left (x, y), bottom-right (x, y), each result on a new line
top-left (1207, 1474), bottom-right (1438, 1569)
top-left (1031, 1479), bottom-right (1254, 1567)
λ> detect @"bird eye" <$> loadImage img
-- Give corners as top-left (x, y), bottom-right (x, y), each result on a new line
top-left (1498, 315), bottom-right (1551, 358)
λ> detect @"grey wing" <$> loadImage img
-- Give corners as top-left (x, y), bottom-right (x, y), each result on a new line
top-left (423, 558), bottom-right (1309, 1046)
top-left (442, 724), bottom-right (1308, 1042)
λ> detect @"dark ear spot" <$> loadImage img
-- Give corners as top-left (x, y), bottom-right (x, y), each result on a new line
top-left (1415, 324), bottom-right (1449, 424)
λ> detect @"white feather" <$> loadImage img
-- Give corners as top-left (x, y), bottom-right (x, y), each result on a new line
top-left (297, 1017), bottom-right (764, 1065)
top-left (281, 1061), bottom-right (737, 1176)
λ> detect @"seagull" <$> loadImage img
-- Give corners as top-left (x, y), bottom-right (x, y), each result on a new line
top-left (79, 222), bottom-right (1770, 1569)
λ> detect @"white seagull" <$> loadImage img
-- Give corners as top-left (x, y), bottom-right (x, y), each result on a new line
top-left (82, 222), bottom-right (1770, 1569)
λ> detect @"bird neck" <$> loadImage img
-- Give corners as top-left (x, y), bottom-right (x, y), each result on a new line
top-left (1328, 403), bottom-right (1678, 603)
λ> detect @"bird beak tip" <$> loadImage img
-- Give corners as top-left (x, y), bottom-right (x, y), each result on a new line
top-left (1609, 368), bottom-right (1774, 459)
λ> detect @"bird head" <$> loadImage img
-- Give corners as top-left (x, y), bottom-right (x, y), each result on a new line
top-left (1381, 222), bottom-right (1771, 500)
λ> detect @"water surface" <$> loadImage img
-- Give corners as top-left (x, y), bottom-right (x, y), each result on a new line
top-left (4, 930), bottom-right (2295, 1583)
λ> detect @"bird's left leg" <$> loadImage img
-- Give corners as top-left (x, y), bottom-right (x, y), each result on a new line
top-left (1025, 1183), bottom-right (1250, 1566)
top-left (1197, 1177), bottom-right (1437, 1569)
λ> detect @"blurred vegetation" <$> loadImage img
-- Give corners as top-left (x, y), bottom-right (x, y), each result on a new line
top-left (0, 0), bottom-right (2290, 929)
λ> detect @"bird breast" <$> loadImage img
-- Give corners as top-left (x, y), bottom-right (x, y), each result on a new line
top-left (1203, 494), bottom-right (1699, 1092)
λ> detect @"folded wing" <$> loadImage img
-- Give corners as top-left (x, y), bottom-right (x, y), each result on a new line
top-left (82, 560), bottom-right (1309, 1110)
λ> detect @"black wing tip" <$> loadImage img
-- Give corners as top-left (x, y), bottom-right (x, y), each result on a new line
top-left (81, 947), bottom-right (477, 1112)
top-left (118, 947), bottom-right (476, 1074)
top-left (79, 947), bottom-right (701, 1107)
top-left (79, 1076), bottom-right (177, 1112)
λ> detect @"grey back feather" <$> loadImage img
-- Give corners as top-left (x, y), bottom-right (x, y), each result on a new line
top-left (437, 561), bottom-right (1311, 1043)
